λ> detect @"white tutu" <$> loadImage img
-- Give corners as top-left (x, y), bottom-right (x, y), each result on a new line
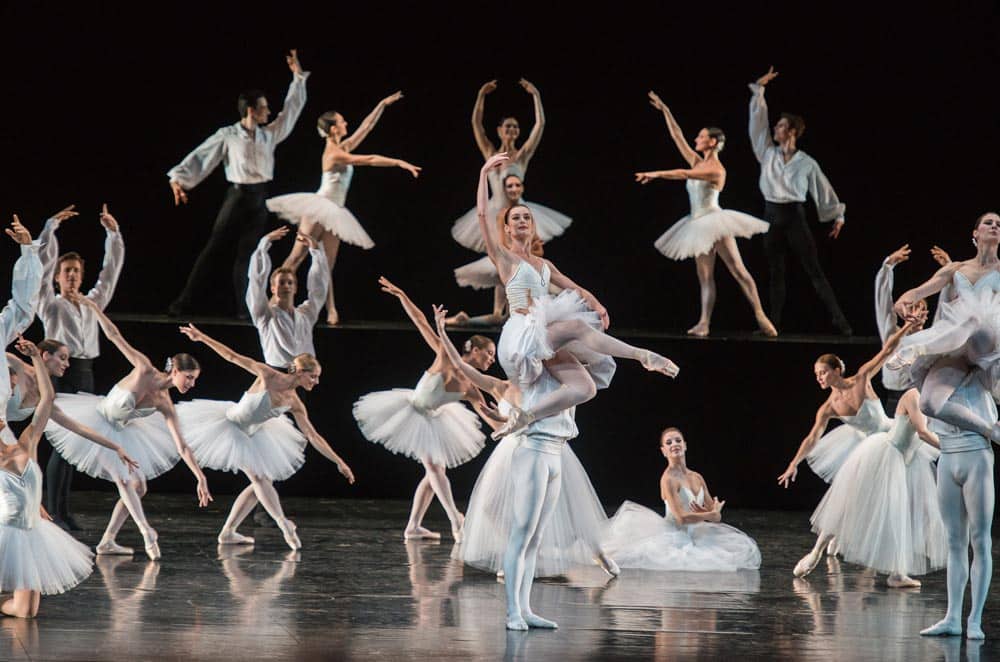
top-left (451, 198), bottom-right (573, 253)
top-left (810, 417), bottom-right (946, 575)
top-left (0, 521), bottom-right (93, 594)
top-left (176, 400), bottom-right (307, 482)
top-left (498, 289), bottom-right (617, 389)
top-left (266, 193), bottom-right (375, 249)
top-left (603, 501), bottom-right (761, 572)
top-left (805, 424), bottom-right (865, 483)
top-left (654, 209), bottom-right (769, 260)
top-left (454, 256), bottom-right (500, 290)
top-left (44, 393), bottom-right (179, 482)
top-left (460, 436), bottom-right (610, 577)
top-left (353, 387), bottom-right (485, 469)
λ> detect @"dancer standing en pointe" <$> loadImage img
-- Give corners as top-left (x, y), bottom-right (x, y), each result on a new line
top-left (352, 278), bottom-right (494, 541)
top-left (44, 295), bottom-right (212, 560)
top-left (637, 91), bottom-right (775, 337)
top-left (177, 324), bottom-right (354, 550)
top-left (266, 92), bottom-right (421, 325)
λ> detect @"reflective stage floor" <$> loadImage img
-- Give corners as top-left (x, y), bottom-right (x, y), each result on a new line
top-left (5, 493), bottom-right (998, 661)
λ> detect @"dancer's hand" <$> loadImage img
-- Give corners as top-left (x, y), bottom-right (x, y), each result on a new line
top-left (381, 91), bottom-right (403, 106)
top-left (170, 181), bottom-right (189, 206)
top-left (647, 90), bottom-right (667, 112)
top-left (904, 307), bottom-right (928, 329)
top-left (6, 215), bottom-right (32, 245)
top-left (196, 477), bottom-right (213, 507)
top-left (479, 79), bottom-right (498, 96)
top-left (519, 78), bottom-right (539, 96)
top-left (14, 336), bottom-right (39, 358)
top-left (296, 232), bottom-right (318, 249)
top-left (179, 323), bottom-right (206, 343)
top-left (117, 447), bottom-right (140, 472)
top-left (39, 504), bottom-right (54, 522)
top-left (265, 226), bottom-right (290, 243)
top-left (49, 204), bottom-right (79, 228)
top-left (483, 152), bottom-right (510, 173)
top-left (99, 203), bottom-right (119, 232)
top-left (399, 161), bottom-right (422, 178)
top-left (378, 276), bottom-right (405, 299)
top-left (886, 244), bottom-right (911, 266)
top-left (286, 48), bottom-right (303, 75)
top-left (777, 464), bottom-right (797, 488)
top-left (930, 245), bottom-right (952, 266)
top-left (756, 65), bottom-right (779, 87)
top-left (590, 300), bottom-right (610, 329)
top-left (432, 304), bottom-right (448, 331)
top-left (635, 172), bottom-right (657, 185)
top-left (337, 460), bottom-right (355, 484)
top-left (828, 220), bottom-right (844, 239)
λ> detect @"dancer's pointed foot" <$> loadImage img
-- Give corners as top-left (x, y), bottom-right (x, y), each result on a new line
top-left (326, 308), bottom-right (340, 326)
top-left (142, 528), bottom-right (161, 561)
top-left (686, 322), bottom-right (710, 337)
top-left (755, 312), bottom-right (778, 337)
top-left (506, 614), bottom-right (529, 631)
top-left (491, 406), bottom-right (534, 441)
top-left (523, 611), bottom-right (558, 629)
top-left (96, 539), bottom-right (134, 556)
top-left (218, 529), bottom-right (255, 545)
top-left (403, 526), bottom-right (441, 541)
top-left (968, 620), bottom-right (986, 640)
top-left (445, 311), bottom-right (470, 327)
top-left (281, 519), bottom-right (302, 550)
top-left (640, 350), bottom-right (680, 378)
top-left (793, 549), bottom-right (823, 578)
top-left (597, 554), bottom-right (620, 577)
top-left (921, 619), bottom-right (963, 636)
top-left (887, 574), bottom-right (921, 589)
top-left (452, 513), bottom-right (465, 543)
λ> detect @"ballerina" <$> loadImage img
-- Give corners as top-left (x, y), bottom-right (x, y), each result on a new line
top-left (603, 426), bottom-right (761, 572)
top-left (43, 294), bottom-right (212, 560)
top-left (353, 278), bottom-right (494, 541)
top-left (266, 91), bottom-right (421, 325)
top-left (474, 153), bottom-right (678, 440)
top-left (0, 338), bottom-right (94, 617)
top-left (0, 215), bottom-right (42, 426)
top-left (637, 91), bottom-right (775, 337)
top-left (176, 324), bottom-right (354, 550)
top-left (431, 306), bottom-right (619, 577)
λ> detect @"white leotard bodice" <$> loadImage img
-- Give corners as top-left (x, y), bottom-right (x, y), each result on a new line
top-left (663, 485), bottom-right (705, 527)
top-left (410, 372), bottom-right (464, 413)
top-left (316, 165), bottom-right (354, 206)
top-left (838, 398), bottom-right (892, 437)
top-left (953, 269), bottom-right (1000, 297)
top-left (505, 260), bottom-right (550, 312)
top-left (0, 458), bottom-right (41, 530)
top-left (686, 179), bottom-right (722, 219)
top-left (226, 390), bottom-right (290, 435)
top-left (5, 384), bottom-right (34, 423)
top-left (96, 385), bottom-right (157, 430)
top-left (884, 414), bottom-right (924, 465)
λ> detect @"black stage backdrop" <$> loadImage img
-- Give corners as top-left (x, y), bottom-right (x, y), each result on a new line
top-left (0, 3), bottom-right (998, 509)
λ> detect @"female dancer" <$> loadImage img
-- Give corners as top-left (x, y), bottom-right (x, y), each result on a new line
top-left (352, 278), bottom-right (493, 541)
top-left (267, 92), bottom-right (422, 325)
top-left (44, 294), bottom-right (212, 560)
top-left (432, 307), bottom-right (619, 577)
top-left (475, 153), bottom-right (678, 440)
top-left (636, 91), bottom-right (775, 337)
top-left (0, 339), bottom-right (93, 617)
top-left (177, 324), bottom-right (355, 550)
top-left (603, 426), bottom-right (761, 571)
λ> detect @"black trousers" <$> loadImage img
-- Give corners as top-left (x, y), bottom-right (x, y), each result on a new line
top-left (46, 358), bottom-right (95, 520)
top-left (171, 183), bottom-right (270, 314)
top-left (762, 201), bottom-right (848, 328)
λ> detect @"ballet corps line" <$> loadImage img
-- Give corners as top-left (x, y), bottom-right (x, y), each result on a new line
top-left (0, 51), bottom-right (992, 640)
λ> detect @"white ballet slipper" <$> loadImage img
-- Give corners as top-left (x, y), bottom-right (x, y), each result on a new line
top-left (491, 406), bottom-right (534, 441)
top-left (96, 539), bottom-right (134, 556)
top-left (523, 611), bottom-right (558, 629)
top-left (641, 350), bottom-right (679, 377)
top-left (281, 519), bottom-right (302, 550)
top-left (506, 614), bottom-right (528, 631)
top-left (403, 526), bottom-right (441, 541)
top-left (218, 529), bottom-right (255, 545)
top-left (142, 528), bottom-right (161, 561)
top-left (921, 619), bottom-right (963, 636)
top-left (887, 574), bottom-right (921, 589)
top-left (793, 549), bottom-right (823, 578)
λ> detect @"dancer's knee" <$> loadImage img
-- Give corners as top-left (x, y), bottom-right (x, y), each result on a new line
top-left (967, 328), bottom-right (997, 360)
top-left (133, 478), bottom-right (147, 497)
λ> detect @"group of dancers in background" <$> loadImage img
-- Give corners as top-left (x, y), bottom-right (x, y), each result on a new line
top-left (0, 50), bottom-right (993, 641)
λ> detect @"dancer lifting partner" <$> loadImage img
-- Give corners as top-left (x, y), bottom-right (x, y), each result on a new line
top-left (638, 91), bottom-right (775, 337)
top-left (267, 91), bottom-right (421, 325)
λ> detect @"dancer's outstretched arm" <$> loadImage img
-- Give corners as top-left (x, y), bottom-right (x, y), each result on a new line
top-left (778, 403), bottom-right (836, 488)
top-left (635, 168), bottom-right (720, 185)
top-left (378, 277), bottom-right (440, 353)
top-left (647, 91), bottom-right (698, 166)
top-left (897, 388), bottom-right (941, 448)
top-left (328, 147), bottom-right (421, 177)
top-left (855, 315), bottom-right (924, 380)
top-left (433, 306), bottom-right (507, 397)
top-left (894, 262), bottom-right (962, 320)
top-left (288, 394), bottom-right (355, 484)
top-left (341, 91), bottom-right (403, 152)
top-left (517, 78), bottom-right (545, 163)
top-left (159, 399), bottom-right (212, 507)
top-left (18, 339), bottom-right (53, 459)
top-left (471, 80), bottom-right (498, 159)
top-left (70, 294), bottom-right (152, 371)
top-left (178, 323), bottom-right (270, 381)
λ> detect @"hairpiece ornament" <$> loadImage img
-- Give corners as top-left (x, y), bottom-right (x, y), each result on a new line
top-left (463, 339), bottom-right (472, 353)
top-left (317, 126), bottom-right (329, 139)
top-left (164, 357), bottom-right (174, 372)
top-left (287, 364), bottom-right (297, 374)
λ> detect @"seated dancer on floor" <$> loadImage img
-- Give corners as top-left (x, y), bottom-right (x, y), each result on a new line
top-left (474, 153), bottom-right (678, 440)
top-left (0, 339), bottom-right (95, 618)
top-left (603, 426), bottom-right (760, 571)
top-left (431, 306), bottom-right (619, 577)
top-left (44, 295), bottom-right (212, 560)
top-left (177, 324), bottom-right (354, 551)
top-left (353, 278), bottom-right (494, 542)
top-left (778, 314), bottom-right (943, 587)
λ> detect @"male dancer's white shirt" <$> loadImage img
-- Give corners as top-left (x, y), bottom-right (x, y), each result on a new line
top-left (748, 83), bottom-right (846, 224)
top-left (36, 217), bottom-right (124, 360)
top-left (246, 235), bottom-right (329, 368)
top-left (167, 71), bottom-right (310, 188)
top-left (0, 243), bottom-right (43, 422)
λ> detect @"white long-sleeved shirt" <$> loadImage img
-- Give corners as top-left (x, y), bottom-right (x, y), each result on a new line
top-left (37, 218), bottom-right (124, 359)
top-left (167, 72), bottom-right (310, 189)
top-left (1, 243), bottom-right (43, 420)
top-left (247, 236), bottom-right (329, 367)
top-left (748, 83), bottom-right (846, 224)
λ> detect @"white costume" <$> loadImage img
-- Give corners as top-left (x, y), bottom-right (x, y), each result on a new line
top-left (0, 243), bottom-right (43, 420)
top-left (804, 398), bottom-right (891, 483)
top-left (266, 165), bottom-right (375, 249)
top-left (653, 179), bottom-right (769, 260)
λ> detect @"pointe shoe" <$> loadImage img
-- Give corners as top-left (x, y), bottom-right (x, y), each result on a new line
top-left (326, 308), bottom-right (340, 326)
top-left (755, 312), bottom-right (778, 337)
top-left (403, 526), bottom-right (441, 541)
top-left (452, 513), bottom-right (465, 544)
top-left (640, 350), bottom-right (679, 377)
top-left (597, 555), bottom-right (620, 578)
top-left (825, 538), bottom-right (839, 557)
top-left (686, 322), bottom-right (710, 337)
top-left (921, 619), bottom-right (963, 636)
top-left (281, 519), bottom-right (302, 550)
top-left (491, 406), bottom-right (534, 441)
top-left (523, 611), bottom-right (558, 629)
top-left (142, 528), bottom-right (161, 561)
top-left (793, 549), bottom-right (823, 578)
top-left (96, 539), bottom-right (134, 556)
top-left (887, 574), bottom-right (921, 589)
top-left (218, 529), bottom-right (255, 545)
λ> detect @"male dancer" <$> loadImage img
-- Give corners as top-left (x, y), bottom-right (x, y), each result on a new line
top-left (748, 66), bottom-right (851, 335)
top-left (167, 49), bottom-right (308, 318)
top-left (37, 204), bottom-right (124, 529)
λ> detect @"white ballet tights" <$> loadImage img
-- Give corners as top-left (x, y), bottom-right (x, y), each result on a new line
top-left (102, 476), bottom-right (152, 543)
top-left (921, 359), bottom-right (998, 440)
top-left (923, 450), bottom-right (995, 639)
top-left (502, 444), bottom-right (562, 630)
top-left (519, 354), bottom-right (597, 424)
top-left (406, 461), bottom-right (463, 535)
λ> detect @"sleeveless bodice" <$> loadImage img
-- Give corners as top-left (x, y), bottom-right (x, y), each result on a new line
top-left (5, 384), bottom-right (34, 423)
top-left (885, 414), bottom-right (923, 465)
top-left (316, 165), bottom-right (354, 206)
top-left (686, 178), bottom-right (722, 219)
top-left (226, 390), bottom-right (290, 435)
top-left (505, 260), bottom-right (550, 312)
top-left (96, 385), bottom-right (157, 430)
top-left (663, 486), bottom-right (705, 527)
top-left (953, 269), bottom-right (1000, 297)
top-left (838, 399), bottom-right (892, 437)
top-left (0, 459), bottom-right (41, 530)
top-left (410, 372), bottom-right (464, 413)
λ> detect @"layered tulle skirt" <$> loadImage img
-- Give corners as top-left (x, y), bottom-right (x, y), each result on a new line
top-left (654, 209), bottom-right (769, 260)
top-left (44, 394), bottom-right (179, 482)
top-left (454, 256), bottom-right (501, 290)
top-left (451, 199), bottom-right (572, 253)
top-left (460, 436), bottom-right (610, 577)
top-left (176, 400), bottom-right (307, 482)
top-left (603, 502), bottom-right (761, 572)
top-left (353, 391), bottom-right (485, 468)
top-left (0, 521), bottom-right (93, 594)
top-left (266, 193), bottom-right (375, 249)
top-left (498, 290), bottom-right (617, 389)
top-left (805, 424), bottom-right (867, 483)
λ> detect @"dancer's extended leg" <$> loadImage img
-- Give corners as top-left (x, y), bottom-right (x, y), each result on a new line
top-left (246, 472), bottom-right (300, 550)
top-left (922, 454), bottom-right (970, 637)
top-left (921, 359), bottom-right (999, 440)
top-left (794, 532), bottom-right (834, 578)
top-left (687, 251), bottom-right (716, 337)
top-left (519, 459), bottom-right (562, 629)
top-left (219, 485), bottom-right (259, 544)
top-left (546, 318), bottom-right (677, 376)
top-left (503, 446), bottom-right (550, 631)
top-left (420, 461), bottom-right (464, 541)
top-left (321, 231), bottom-right (342, 325)
top-left (964, 451), bottom-right (994, 639)
top-left (404, 476), bottom-right (441, 540)
top-left (716, 237), bottom-right (777, 336)
top-left (100, 477), bottom-right (157, 559)
top-left (494, 354), bottom-right (595, 441)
